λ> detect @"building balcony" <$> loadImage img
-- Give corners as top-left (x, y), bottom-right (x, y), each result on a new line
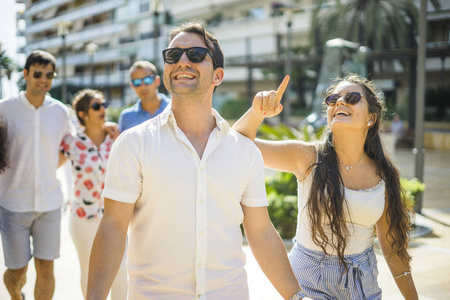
top-left (26, 21), bottom-right (128, 52)
top-left (211, 12), bottom-right (311, 59)
top-left (24, 0), bottom-right (71, 18)
top-left (55, 47), bottom-right (130, 68)
top-left (25, 0), bottom-right (125, 35)
top-left (170, 0), bottom-right (243, 19)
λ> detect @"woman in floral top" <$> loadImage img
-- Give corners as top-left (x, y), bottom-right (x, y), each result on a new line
top-left (61, 89), bottom-right (127, 299)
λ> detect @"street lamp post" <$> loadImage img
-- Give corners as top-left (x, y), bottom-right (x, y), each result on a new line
top-left (284, 10), bottom-right (293, 123)
top-left (56, 21), bottom-right (71, 104)
top-left (413, 0), bottom-right (427, 213)
top-left (86, 43), bottom-right (99, 88)
top-left (151, 0), bottom-right (161, 67)
top-left (273, 2), bottom-right (303, 124)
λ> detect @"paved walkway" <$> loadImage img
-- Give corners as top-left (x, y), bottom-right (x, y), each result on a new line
top-left (1, 147), bottom-right (449, 299)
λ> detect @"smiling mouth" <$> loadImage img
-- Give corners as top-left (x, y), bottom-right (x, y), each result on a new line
top-left (173, 74), bottom-right (195, 80)
top-left (334, 111), bottom-right (350, 117)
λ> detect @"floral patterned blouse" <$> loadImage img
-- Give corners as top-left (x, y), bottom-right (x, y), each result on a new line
top-left (61, 131), bottom-right (113, 219)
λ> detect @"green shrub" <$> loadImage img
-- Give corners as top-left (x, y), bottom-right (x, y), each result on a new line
top-left (106, 106), bottom-right (127, 123)
top-left (219, 98), bottom-right (250, 120)
top-left (265, 172), bottom-right (298, 239)
top-left (400, 177), bottom-right (426, 208)
top-left (267, 193), bottom-right (298, 239)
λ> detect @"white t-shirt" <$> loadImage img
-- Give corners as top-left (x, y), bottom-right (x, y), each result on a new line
top-left (0, 91), bottom-right (73, 212)
top-left (102, 106), bottom-right (268, 300)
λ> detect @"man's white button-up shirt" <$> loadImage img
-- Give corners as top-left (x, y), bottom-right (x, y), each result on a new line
top-left (102, 106), bottom-right (268, 300)
top-left (0, 91), bottom-right (72, 212)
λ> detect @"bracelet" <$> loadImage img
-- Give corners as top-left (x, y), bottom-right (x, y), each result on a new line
top-left (394, 271), bottom-right (411, 280)
top-left (289, 291), bottom-right (307, 300)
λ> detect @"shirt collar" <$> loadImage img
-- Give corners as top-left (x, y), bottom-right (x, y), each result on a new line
top-left (136, 99), bottom-right (144, 112)
top-left (18, 91), bottom-right (53, 108)
top-left (159, 103), bottom-right (229, 133)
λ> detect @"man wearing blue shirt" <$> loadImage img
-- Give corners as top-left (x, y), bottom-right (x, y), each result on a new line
top-left (118, 61), bottom-right (170, 132)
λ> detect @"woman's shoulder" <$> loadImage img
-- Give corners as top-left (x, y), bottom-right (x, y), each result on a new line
top-left (290, 141), bottom-right (317, 181)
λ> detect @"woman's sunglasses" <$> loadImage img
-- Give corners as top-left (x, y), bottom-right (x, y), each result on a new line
top-left (324, 92), bottom-right (363, 106)
top-left (162, 47), bottom-right (217, 67)
top-left (33, 70), bottom-right (57, 80)
top-left (90, 101), bottom-right (109, 111)
top-left (131, 75), bottom-right (156, 87)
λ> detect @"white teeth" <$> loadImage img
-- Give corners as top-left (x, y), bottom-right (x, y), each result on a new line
top-left (176, 74), bottom-right (194, 79)
top-left (335, 111), bottom-right (350, 116)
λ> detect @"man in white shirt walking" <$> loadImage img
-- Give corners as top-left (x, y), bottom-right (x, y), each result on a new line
top-left (0, 50), bottom-right (73, 300)
top-left (87, 22), bottom-right (309, 300)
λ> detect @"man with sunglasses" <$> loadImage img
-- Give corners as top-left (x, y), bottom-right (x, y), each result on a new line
top-left (0, 50), bottom-right (75, 300)
top-left (118, 60), bottom-right (170, 132)
top-left (87, 22), bottom-right (307, 300)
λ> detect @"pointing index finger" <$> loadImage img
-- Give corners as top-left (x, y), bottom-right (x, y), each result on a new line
top-left (275, 75), bottom-right (290, 103)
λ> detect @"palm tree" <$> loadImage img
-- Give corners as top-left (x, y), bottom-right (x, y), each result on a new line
top-left (310, 0), bottom-right (441, 129)
top-left (0, 50), bottom-right (15, 98)
top-left (310, 0), bottom-right (440, 52)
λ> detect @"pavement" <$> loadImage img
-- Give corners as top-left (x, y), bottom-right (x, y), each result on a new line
top-left (0, 147), bottom-right (449, 299)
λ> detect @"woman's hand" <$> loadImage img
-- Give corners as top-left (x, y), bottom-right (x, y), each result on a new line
top-left (252, 75), bottom-right (289, 118)
top-left (103, 122), bottom-right (120, 140)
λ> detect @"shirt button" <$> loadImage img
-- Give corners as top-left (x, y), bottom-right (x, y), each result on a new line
top-left (199, 199), bottom-right (203, 204)
top-left (198, 262), bottom-right (202, 268)
top-left (197, 294), bottom-right (201, 299)
top-left (199, 231), bottom-right (204, 236)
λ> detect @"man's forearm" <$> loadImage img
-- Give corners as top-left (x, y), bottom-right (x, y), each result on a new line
top-left (86, 218), bottom-right (127, 300)
top-left (246, 224), bottom-right (302, 299)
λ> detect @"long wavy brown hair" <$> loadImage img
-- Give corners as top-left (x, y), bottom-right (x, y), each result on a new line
top-left (0, 118), bottom-right (8, 173)
top-left (307, 73), bottom-right (412, 271)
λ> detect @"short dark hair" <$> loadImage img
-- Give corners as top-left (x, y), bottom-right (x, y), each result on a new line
top-left (72, 89), bottom-right (104, 126)
top-left (169, 22), bottom-right (224, 70)
top-left (24, 50), bottom-right (56, 72)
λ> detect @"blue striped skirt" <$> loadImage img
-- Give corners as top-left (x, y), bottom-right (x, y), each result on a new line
top-left (288, 242), bottom-right (382, 300)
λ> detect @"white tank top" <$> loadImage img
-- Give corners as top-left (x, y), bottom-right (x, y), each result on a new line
top-left (295, 170), bottom-right (386, 255)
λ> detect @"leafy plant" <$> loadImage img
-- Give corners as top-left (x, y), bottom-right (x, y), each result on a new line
top-left (266, 172), bottom-right (298, 239)
top-left (400, 177), bottom-right (426, 208)
top-left (219, 98), bottom-right (249, 120)
top-left (107, 106), bottom-right (127, 123)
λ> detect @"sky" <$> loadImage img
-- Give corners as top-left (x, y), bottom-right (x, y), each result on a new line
top-left (0, 0), bottom-right (25, 98)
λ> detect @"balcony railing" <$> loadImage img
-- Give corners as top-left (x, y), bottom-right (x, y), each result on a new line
top-left (26, 22), bottom-right (128, 52)
top-left (24, 0), bottom-right (71, 18)
top-left (26, 0), bottom-right (125, 35)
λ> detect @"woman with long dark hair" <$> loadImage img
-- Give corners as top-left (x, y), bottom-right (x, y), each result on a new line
top-left (233, 73), bottom-right (418, 299)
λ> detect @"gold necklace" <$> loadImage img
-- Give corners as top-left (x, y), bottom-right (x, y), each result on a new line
top-left (337, 156), bottom-right (363, 170)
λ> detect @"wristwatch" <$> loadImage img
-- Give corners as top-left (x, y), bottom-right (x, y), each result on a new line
top-left (289, 291), bottom-right (307, 300)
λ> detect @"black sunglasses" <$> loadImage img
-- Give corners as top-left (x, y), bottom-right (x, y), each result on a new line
top-left (90, 101), bottom-right (109, 111)
top-left (324, 92), bottom-right (363, 106)
top-left (131, 75), bottom-right (156, 87)
top-left (162, 47), bottom-right (217, 67)
top-left (33, 70), bottom-right (57, 80)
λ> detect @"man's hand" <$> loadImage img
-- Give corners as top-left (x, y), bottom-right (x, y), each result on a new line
top-left (252, 75), bottom-right (289, 118)
top-left (102, 122), bottom-right (120, 140)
